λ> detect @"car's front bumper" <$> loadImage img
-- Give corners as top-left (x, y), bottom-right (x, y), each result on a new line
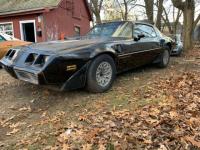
top-left (0, 60), bottom-right (46, 84)
top-left (0, 59), bottom-right (89, 91)
top-left (14, 68), bottom-right (40, 85)
top-left (171, 46), bottom-right (183, 55)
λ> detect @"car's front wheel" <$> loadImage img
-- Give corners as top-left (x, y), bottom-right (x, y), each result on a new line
top-left (158, 49), bottom-right (170, 68)
top-left (86, 54), bottom-right (116, 93)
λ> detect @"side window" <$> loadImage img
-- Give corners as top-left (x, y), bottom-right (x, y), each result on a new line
top-left (119, 23), bottom-right (133, 38)
top-left (133, 25), bottom-right (142, 36)
top-left (0, 35), bottom-right (5, 42)
top-left (113, 22), bottom-right (133, 38)
top-left (134, 24), bottom-right (157, 38)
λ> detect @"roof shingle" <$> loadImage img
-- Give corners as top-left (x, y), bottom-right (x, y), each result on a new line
top-left (0, 0), bottom-right (61, 15)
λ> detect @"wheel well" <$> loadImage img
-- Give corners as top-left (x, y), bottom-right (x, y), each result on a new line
top-left (166, 42), bottom-right (172, 50)
top-left (93, 52), bottom-right (117, 64)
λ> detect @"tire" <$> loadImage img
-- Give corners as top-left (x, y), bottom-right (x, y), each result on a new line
top-left (86, 54), bottom-right (116, 93)
top-left (158, 48), bottom-right (170, 68)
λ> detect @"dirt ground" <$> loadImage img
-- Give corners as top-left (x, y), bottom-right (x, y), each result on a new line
top-left (0, 49), bottom-right (200, 150)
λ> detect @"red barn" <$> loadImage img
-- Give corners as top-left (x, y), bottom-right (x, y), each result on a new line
top-left (0, 0), bottom-right (92, 43)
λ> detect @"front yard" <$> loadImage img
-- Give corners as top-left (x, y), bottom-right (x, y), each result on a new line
top-left (0, 48), bottom-right (200, 149)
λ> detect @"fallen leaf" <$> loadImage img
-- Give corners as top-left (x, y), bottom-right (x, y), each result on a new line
top-left (185, 136), bottom-right (200, 148)
top-left (6, 128), bottom-right (20, 136)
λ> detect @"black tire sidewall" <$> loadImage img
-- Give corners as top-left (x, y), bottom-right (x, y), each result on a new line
top-left (158, 48), bottom-right (170, 68)
top-left (87, 54), bottom-right (116, 93)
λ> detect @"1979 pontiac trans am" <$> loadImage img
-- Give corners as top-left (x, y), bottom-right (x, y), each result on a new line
top-left (0, 21), bottom-right (174, 93)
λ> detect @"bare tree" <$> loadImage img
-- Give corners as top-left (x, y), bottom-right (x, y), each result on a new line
top-left (144, 0), bottom-right (154, 24)
top-left (173, 9), bottom-right (182, 34)
top-left (161, 3), bottom-right (182, 34)
top-left (172, 0), bottom-right (200, 50)
top-left (156, 0), bottom-right (164, 30)
top-left (162, 5), bottom-right (174, 34)
top-left (143, 0), bottom-right (165, 29)
top-left (115, 0), bottom-right (137, 20)
top-left (90, 0), bottom-right (104, 24)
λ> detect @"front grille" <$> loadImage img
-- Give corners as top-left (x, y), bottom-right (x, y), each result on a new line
top-left (14, 69), bottom-right (39, 85)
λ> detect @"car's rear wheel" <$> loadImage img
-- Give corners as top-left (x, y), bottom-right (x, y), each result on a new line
top-left (158, 49), bottom-right (170, 68)
top-left (86, 54), bottom-right (116, 93)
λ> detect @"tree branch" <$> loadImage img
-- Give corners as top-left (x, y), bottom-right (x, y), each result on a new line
top-left (171, 0), bottom-right (185, 11)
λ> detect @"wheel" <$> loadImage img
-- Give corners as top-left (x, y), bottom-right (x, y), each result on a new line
top-left (86, 54), bottom-right (116, 93)
top-left (158, 49), bottom-right (170, 68)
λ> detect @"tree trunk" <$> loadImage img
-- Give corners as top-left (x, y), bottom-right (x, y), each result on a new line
top-left (124, 0), bottom-right (128, 20)
top-left (183, 1), bottom-right (195, 51)
top-left (183, 5), bottom-right (194, 50)
top-left (144, 0), bottom-right (154, 24)
top-left (95, 12), bottom-right (102, 24)
top-left (90, 0), bottom-right (103, 24)
top-left (156, 0), bottom-right (164, 30)
top-left (171, 0), bottom-right (195, 51)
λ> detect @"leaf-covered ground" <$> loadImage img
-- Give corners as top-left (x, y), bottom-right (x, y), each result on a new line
top-left (0, 48), bottom-right (200, 150)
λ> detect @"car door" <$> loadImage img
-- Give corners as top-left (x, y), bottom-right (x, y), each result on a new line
top-left (115, 22), bottom-right (144, 71)
top-left (131, 24), bottom-right (163, 66)
top-left (117, 23), bottom-right (161, 71)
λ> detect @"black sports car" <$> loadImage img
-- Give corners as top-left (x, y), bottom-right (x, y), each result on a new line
top-left (0, 21), bottom-right (174, 93)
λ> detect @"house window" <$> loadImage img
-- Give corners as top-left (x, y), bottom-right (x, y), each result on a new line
top-left (0, 22), bottom-right (14, 36)
top-left (74, 26), bottom-right (80, 36)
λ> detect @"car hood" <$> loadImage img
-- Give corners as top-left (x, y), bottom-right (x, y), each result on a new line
top-left (26, 38), bottom-right (114, 53)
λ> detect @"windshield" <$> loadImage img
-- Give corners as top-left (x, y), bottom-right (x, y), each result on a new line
top-left (87, 22), bottom-right (133, 38)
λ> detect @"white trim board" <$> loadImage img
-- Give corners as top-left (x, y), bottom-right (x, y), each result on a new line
top-left (19, 20), bottom-right (37, 42)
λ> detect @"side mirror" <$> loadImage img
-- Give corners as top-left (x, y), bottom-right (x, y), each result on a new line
top-left (138, 34), bottom-right (145, 39)
top-left (160, 39), bottom-right (165, 46)
top-left (134, 34), bottom-right (145, 41)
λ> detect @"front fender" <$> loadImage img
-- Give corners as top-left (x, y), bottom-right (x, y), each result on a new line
top-left (61, 61), bottom-right (91, 90)
top-left (89, 45), bottom-right (118, 59)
